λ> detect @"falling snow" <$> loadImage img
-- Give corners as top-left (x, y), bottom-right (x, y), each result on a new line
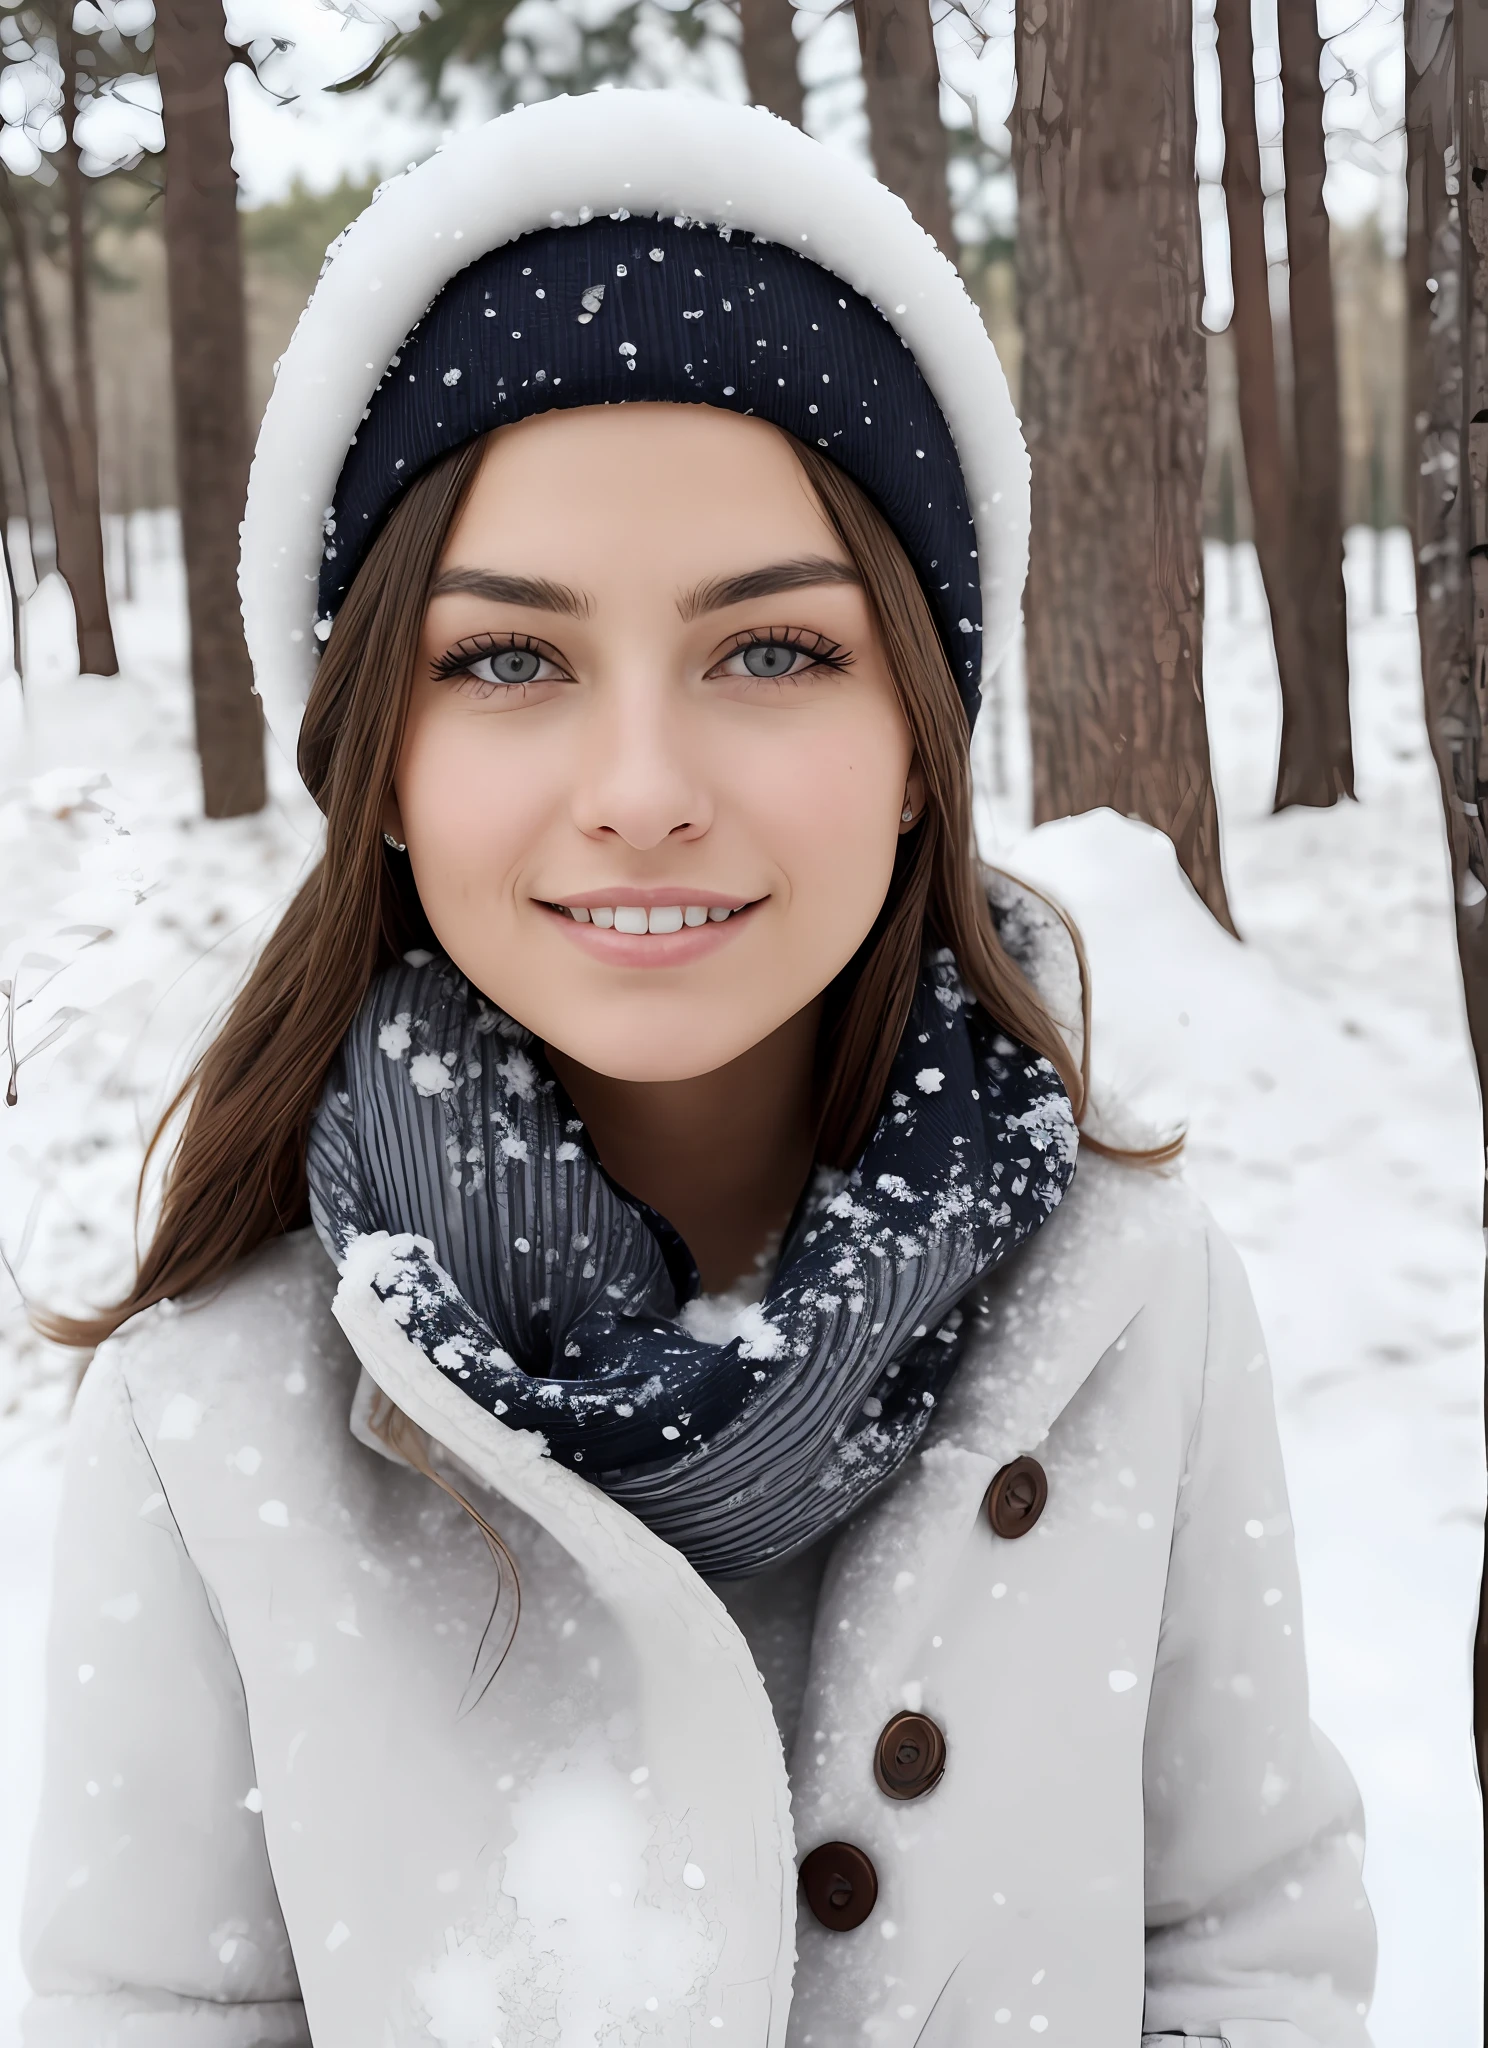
top-left (0, 529), bottom-right (1477, 2046)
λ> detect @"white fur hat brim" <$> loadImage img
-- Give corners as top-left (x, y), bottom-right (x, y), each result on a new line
top-left (239, 89), bottom-right (1029, 764)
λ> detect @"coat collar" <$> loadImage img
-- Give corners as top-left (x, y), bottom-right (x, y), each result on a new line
top-left (330, 1151), bottom-right (1188, 2048)
top-left (332, 1254), bottom-right (800, 2046)
top-left (785, 1156), bottom-right (1186, 1741)
top-left (336, 889), bottom-right (1134, 1615)
top-left (325, 885), bottom-right (1139, 2048)
top-left (931, 1153), bottom-right (1184, 1464)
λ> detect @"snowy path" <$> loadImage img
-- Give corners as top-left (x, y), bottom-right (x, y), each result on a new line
top-left (1, 529), bottom-right (1481, 2043)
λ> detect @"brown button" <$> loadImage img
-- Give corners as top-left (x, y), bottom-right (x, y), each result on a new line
top-left (873, 1709), bottom-right (947, 1800)
top-left (987, 1454), bottom-right (1048, 1538)
top-left (800, 1840), bottom-right (879, 1931)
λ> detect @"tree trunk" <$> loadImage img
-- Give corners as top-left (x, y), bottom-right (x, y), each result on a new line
top-left (740, 0), bottom-right (804, 126)
top-left (0, 278), bottom-right (39, 596)
top-left (0, 391), bottom-right (19, 681)
top-left (56, 14), bottom-right (117, 677)
top-left (1404, 0), bottom-right (1488, 1910)
top-left (1453, 20), bottom-right (1488, 1928)
top-left (0, 183), bottom-right (115, 675)
top-left (1015, 0), bottom-right (1234, 932)
top-left (0, 324), bottom-right (22, 681)
top-left (154, 0), bottom-right (264, 819)
top-left (853, 0), bottom-right (955, 257)
top-left (1213, 0), bottom-right (1310, 782)
top-left (1274, 0), bottom-right (1353, 807)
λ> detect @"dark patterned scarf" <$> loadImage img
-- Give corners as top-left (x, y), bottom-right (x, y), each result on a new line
top-left (307, 946), bottom-right (1076, 1578)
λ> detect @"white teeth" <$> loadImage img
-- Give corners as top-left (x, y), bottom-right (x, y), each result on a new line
top-left (569, 902), bottom-right (743, 930)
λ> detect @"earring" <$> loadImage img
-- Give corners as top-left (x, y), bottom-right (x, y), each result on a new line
top-left (901, 803), bottom-right (915, 824)
top-left (383, 831), bottom-right (407, 852)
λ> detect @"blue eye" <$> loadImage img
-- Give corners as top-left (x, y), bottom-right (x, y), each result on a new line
top-left (474, 646), bottom-right (544, 685)
top-left (720, 632), bottom-right (851, 683)
top-left (742, 641), bottom-right (803, 678)
top-left (431, 636), bottom-right (567, 691)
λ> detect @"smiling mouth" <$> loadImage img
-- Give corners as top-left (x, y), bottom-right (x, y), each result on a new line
top-left (545, 900), bottom-right (759, 934)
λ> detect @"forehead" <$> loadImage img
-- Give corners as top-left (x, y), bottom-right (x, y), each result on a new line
top-left (441, 404), bottom-right (843, 575)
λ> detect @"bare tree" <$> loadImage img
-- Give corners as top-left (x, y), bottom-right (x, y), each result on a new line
top-left (0, 2), bottom-right (125, 678)
top-left (1015, 0), bottom-right (1234, 932)
top-left (1404, 0), bottom-right (1488, 1828)
top-left (1213, 0), bottom-right (1308, 780)
top-left (0, 279), bottom-right (45, 590)
top-left (154, 0), bottom-right (265, 819)
top-left (740, 0), bottom-right (804, 125)
top-left (853, 0), bottom-right (955, 255)
top-left (0, 295), bottom-right (26, 679)
top-left (0, 373), bottom-right (20, 679)
top-left (0, 181), bottom-right (117, 676)
top-left (55, 9), bottom-right (117, 678)
top-left (1275, 0), bottom-right (1353, 808)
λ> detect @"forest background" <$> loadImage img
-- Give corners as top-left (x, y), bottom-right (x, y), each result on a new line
top-left (66, 26), bottom-right (1409, 640)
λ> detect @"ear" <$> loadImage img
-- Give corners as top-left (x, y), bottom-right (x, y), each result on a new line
top-left (897, 764), bottom-right (927, 835)
top-left (381, 790), bottom-right (408, 846)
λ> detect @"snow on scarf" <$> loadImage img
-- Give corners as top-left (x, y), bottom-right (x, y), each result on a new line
top-left (307, 947), bottom-right (1077, 1579)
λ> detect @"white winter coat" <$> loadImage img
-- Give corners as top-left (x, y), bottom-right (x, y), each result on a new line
top-left (23, 1149), bottom-right (1375, 2048)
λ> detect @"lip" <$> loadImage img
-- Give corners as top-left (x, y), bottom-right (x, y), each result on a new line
top-left (551, 887), bottom-right (753, 913)
top-left (540, 894), bottom-right (763, 968)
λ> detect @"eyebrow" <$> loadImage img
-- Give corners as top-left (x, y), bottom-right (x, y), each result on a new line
top-left (678, 556), bottom-right (861, 620)
top-left (429, 554), bottom-right (861, 624)
top-left (430, 568), bottom-right (593, 618)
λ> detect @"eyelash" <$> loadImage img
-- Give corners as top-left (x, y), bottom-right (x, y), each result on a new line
top-left (429, 631), bottom-right (568, 693)
top-left (428, 626), bottom-right (855, 692)
top-left (713, 628), bottom-right (854, 679)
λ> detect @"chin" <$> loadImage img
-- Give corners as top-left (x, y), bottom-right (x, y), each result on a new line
top-left (559, 1043), bottom-right (753, 1085)
top-left (546, 1018), bottom-right (764, 1084)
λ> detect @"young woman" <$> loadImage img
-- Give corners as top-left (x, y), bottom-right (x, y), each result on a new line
top-left (23, 93), bottom-right (1374, 2048)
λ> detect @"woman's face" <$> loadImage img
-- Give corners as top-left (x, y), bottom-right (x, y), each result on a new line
top-left (393, 404), bottom-right (916, 1082)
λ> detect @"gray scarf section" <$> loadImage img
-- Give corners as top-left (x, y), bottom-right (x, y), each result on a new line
top-left (309, 908), bottom-right (1077, 1578)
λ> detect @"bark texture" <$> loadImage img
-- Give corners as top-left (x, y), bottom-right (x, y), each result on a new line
top-left (56, 16), bottom-right (117, 678)
top-left (154, 0), bottom-right (265, 819)
top-left (740, 0), bottom-right (804, 126)
top-left (852, 0), bottom-right (955, 256)
top-left (1404, 0), bottom-right (1488, 1880)
top-left (0, 182), bottom-right (117, 676)
top-left (1461, 14), bottom-right (1488, 1901)
top-left (0, 285), bottom-right (41, 585)
top-left (1213, 0), bottom-right (1308, 778)
top-left (0, 382), bottom-right (19, 679)
top-left (1015, 0), bottom-right (1234, 932)
top-left (1275, 0), bottom-right (1354, 807)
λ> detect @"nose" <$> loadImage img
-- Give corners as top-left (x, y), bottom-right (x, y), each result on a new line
top-left (569, 668), bottom-right (712, 851)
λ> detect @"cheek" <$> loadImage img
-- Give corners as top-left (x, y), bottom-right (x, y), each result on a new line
top-left (740, 712), bottom-right (908, 919)
top-left (395, 710), bottom-right (544, 913)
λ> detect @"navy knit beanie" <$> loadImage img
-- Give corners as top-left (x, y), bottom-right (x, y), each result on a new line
top-left (319, 213), bottom-right (983, 724)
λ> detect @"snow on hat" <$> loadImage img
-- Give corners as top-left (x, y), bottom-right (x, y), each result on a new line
top-left (240, 90), bottom-right (1029, 766)
top-left (321, 215), bottom-right (984, 717)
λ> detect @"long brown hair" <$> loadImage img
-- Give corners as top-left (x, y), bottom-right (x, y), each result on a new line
top-left (43, 426), bottom-right (1146, 1351)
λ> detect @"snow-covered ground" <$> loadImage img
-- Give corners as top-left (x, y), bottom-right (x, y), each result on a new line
top-left (0, 524), bottom-right (1481, 2044)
